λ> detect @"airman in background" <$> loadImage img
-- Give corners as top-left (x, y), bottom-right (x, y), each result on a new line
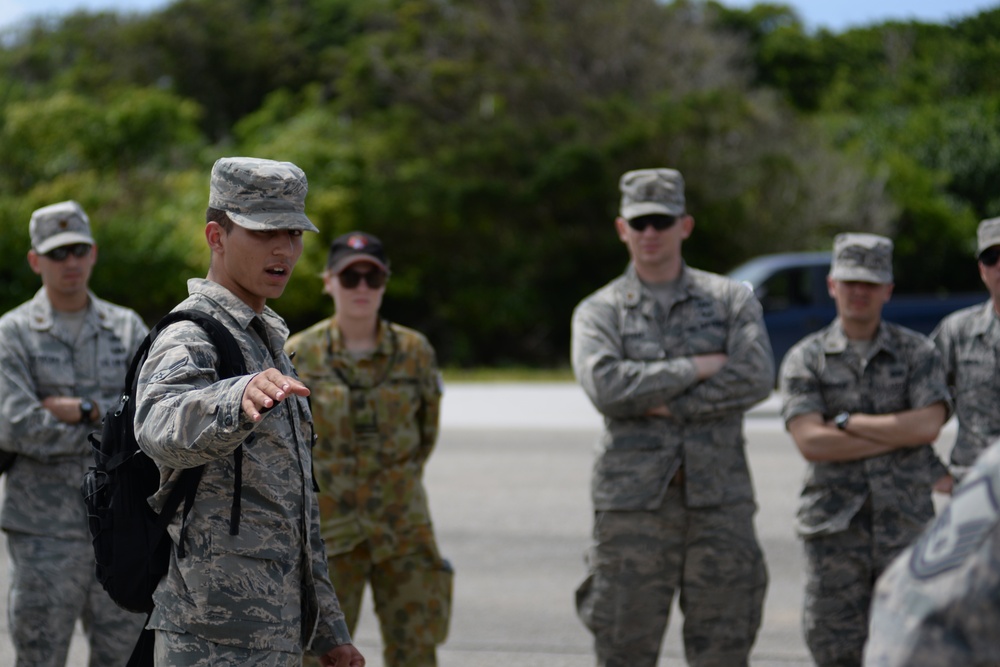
top-left (780, 232), bottom-right (950, 666)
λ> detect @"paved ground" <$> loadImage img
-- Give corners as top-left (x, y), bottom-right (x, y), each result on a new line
top-left (0, 384), bottom-right (955, 666)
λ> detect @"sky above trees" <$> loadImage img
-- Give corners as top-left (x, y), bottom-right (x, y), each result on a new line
top-left (2, 0), bottom-right (998, 32)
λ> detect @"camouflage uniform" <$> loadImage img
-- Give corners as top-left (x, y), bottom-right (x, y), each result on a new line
top-left (780, 319), bottom-right (950, 667)
top-left (134, 278), bottom-right (353, 662)
top-left (286, 316), bottom-right (451, 667)
top-left (933, 301), bottom-right (1000, 480)
top-left (0, 287), bottom-right (148, 667)
top-left (863, 439), bottom-right (1000, 667)
top-left (572, 262), bottom-right (773, 667)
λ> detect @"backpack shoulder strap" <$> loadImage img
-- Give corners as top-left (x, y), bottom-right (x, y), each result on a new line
top-left (144, 309), bottom-right (251, 541)
top-left (152, 310), bottom-right (248, 379)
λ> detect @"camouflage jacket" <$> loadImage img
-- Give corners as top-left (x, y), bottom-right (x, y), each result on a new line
top-left (134, 279), bottom-right (351, 655)
top-left (932, 300), bottom-right (1000, 474)
top-left (780, 319), bottom-right (950, 539)
top-left (285, 317), bottom-right (442, 563)
top-left (864, 440), bottom-right (1000, 667)
top-left (571, 263), bottom-right (774, 511)
top-left (0, 288), bottom-right (147, 538)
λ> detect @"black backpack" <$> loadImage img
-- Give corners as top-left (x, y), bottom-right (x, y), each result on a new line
top-left (81, 309), bottom-right (250, 619)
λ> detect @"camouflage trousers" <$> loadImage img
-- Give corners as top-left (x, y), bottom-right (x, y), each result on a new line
top-left (6, 531), bottom-right (146, 667)
top-left (576, 484), bottom-right (767, 667)
top-left (305, 540), bottom-right (453, 667)
top-left (802, 499), bottom-right (919, 667)
top-left (153, 630), bottom-right (301, 666)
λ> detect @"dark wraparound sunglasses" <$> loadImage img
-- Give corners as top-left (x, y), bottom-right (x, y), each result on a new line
top-left (980, 247), bottom-right (1000, 267)
top-left (44, 243), bottom-right (91, 261)
top-left (627, 215), bottom-right (678, 232)
top-left (339, 267), bottom-right (388, 289)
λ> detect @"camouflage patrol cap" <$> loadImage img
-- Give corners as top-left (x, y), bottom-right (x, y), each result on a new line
top-left (29, 200), bottom-right (94, 254)
top-left (208, 157), bottom-right (319, 233)
top-left (977, 217), bottom-right (1000, 255)
top-left (830, 232), bottom-right (894, 284)
top-left (619, 168), bottom-right (685, 220)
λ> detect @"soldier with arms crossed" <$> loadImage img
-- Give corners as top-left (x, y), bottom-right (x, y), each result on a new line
top-left (0, 200), bottom-right (148, 667)
top-left (780, 233), bottom-right (950, 667)
top-left (932, 216), bottom-right (1000, 484)
top-left (572, 168), bottom-right (773, 667)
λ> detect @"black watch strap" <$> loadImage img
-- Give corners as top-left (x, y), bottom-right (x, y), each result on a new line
top-left (834, 411), bottom-right (851, 430)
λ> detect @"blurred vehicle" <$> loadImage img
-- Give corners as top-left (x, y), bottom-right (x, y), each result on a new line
top-left (728, 252), bottom-right (985, 372)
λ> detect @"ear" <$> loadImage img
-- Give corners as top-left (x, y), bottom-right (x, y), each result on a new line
top-left (826, 275), bottom-right (836, 299)
top-left (679, 214), bottom-right (695, 240)
top-left (27, 250), bottom-right (41, 275)
top-left (205, 221), bottom-right (225, 254)
top-left (321, 270), bottom-right (336, 296)
top-left (615, 217), bottom-right (630, 243)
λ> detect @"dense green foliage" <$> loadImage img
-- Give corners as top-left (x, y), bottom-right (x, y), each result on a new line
top-left (0, 0), bottom-right (995, 366)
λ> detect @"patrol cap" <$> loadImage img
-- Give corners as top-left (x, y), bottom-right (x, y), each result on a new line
top-left (29, 200), bottom-right (94, 254)
top-left (326, 231), bottom-right (390, 274)
top-left (829, 232), bottom-right (894, 284)
top-left (619, 168), bottom-right (685, 220)
top-left (977, 217), bottom-right (1000, 255)
top-left (208, 157), bottom-right (319, 233)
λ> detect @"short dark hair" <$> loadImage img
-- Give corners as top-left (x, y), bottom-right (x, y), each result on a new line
top-left (206, 207), bottom-right (234, 233)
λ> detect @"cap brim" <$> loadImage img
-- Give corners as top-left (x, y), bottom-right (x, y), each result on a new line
top-left (621, 202), bottom-right (683, 220)
top-left (35, 232), bottom-right (94, 255)
top-left (829, 267), bottom-right (892, 284)
top-left (329, 255), bottom-right (389, 274)
top-left (229, 211), bottom-right (319, 234)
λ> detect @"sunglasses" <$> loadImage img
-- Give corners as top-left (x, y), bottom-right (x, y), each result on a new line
top-left (626, 215), bottom-right (678, 232)
top-left (980, 247), bottom-right (1000, 267)
top-left (338, 267), bottom-right (388, 289)
top-left (44, 243), bottom-right (91, 261)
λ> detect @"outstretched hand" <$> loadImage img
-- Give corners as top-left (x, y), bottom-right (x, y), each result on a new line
top-left (320, 643), bottom-right (365, 667)
top-left (241, 368), bottom-right (310, 422)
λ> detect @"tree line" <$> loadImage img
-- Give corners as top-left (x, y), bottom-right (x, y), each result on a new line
top-left (1, 0), bottom-right (997, 367)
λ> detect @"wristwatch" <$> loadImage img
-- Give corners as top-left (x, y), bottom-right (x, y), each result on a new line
top-left (834, 411), bottom-right (851, 431)
top-left (79, 398), bottom-right (96, 423)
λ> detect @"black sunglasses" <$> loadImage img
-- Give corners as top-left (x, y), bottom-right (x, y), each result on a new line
top-left (980, 247), bottom-right (1000, 267)
top-left (339, 267), bottom-right (388, 289)
top-left (44, 243), bottom-right (91, 261)
top-left (626, 214), bottom-right (678, 232)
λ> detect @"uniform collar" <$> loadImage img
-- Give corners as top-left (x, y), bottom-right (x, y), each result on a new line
top-left (822, 318), bottom-right (895, 358)
top-left (27, 287), bottom-right (109, 332)
top-left (186, 277), bottom-right (289, 340)
top-left (326, 317), bottom-right (393, 356)
top-left (969, 300), bottom-right (999, 337)
top-left (619, 262), bottom-right (694, 311)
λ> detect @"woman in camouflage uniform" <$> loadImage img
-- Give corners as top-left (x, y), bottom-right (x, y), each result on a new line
top-left (287, 232), bottom-right (451, 667)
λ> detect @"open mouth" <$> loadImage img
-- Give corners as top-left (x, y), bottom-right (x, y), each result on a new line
top-left (265, 266), bottom-right (288, 277)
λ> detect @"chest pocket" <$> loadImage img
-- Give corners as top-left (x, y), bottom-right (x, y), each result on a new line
top-left (623, 335), bottom-right (665, 360)
top-left (867, 364), bottom-right (911, 415)
top-left (97, 337), bottom-right (132, 395)
top-left (308, 379), bottom-right (352, 458)
top-left (676, 298), bottom-right (728, 354)
top-left (373, 377), bottom-right (424, 463)
top-left (955, 340), bottom-right (999, 397)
